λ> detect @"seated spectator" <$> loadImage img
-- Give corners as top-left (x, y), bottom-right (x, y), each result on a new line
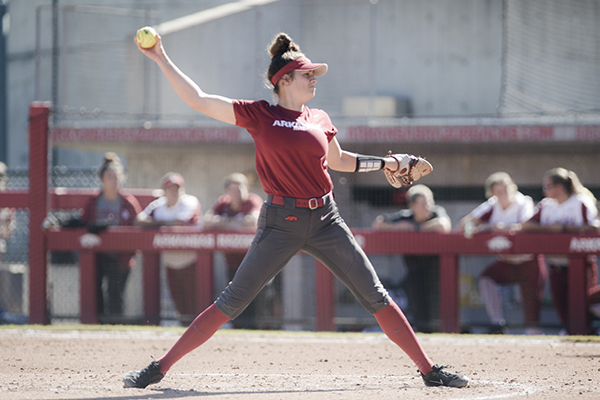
top-left (521, 167), bottom-right (600, 334)
top-left (203, 173), bottom-right (262, 232)
top-left (458, 172), bottom-right (547, 335)
top-left (372, 184), bottom-right (450, 333)
top-left (203, 172), bottom-right (268, 329)
top-left (136, 173), bottom-right (201, 325)
top-left (81, 153), bottom-right (141, 320)
top-left (0, 162), bottom-right (15, 256)
top-left (0, 162), bottom-right (17, 324)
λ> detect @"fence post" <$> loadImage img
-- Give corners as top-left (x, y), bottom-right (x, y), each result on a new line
top-left (142, 251), bottom-right (160, 325)
top-left (28, 102), bottom-right (51, 324)
top-left (568, 256), bottom-right (589, 335)
top-left (315, 260), bottom-right (335, 331)
top-left (439, 254), bottom-right (460, 333)
top-left (79, 251), bottom-right (98, 324)
top-left (196, 251), bottom-right (214, 313)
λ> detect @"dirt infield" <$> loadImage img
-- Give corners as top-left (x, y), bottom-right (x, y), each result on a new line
top-left (1, 327), bottom-right (599, 400)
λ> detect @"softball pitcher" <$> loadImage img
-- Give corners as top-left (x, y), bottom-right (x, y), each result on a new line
top-left (124, 31), bottom-right (468, 390)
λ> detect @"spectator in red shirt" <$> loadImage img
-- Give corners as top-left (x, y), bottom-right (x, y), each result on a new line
top-left (204, 172), bottom-right (267, 329)
top-left (81, 153), bottom-right (141, 319)
top-left (204, 172), bottom-right (262, 276)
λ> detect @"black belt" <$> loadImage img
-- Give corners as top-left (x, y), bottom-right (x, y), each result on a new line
top-left (268, 192), bottom-right (332, 209)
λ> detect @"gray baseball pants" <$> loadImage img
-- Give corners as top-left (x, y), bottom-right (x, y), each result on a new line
top-left (215, 195), bottom-right (391, 320)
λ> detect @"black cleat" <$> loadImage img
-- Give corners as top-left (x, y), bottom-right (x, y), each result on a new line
top-left (488, 321), bottom-right (508, 335)
top-left (123, 360), bottom-right (165, 389)
top-left (420, 364), bottom-right (469, 388)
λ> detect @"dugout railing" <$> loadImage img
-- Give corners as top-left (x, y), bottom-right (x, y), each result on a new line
top-left (1, 103), bottom-right (599, 334)
top-left (42, 226), bottom-right (600, 335)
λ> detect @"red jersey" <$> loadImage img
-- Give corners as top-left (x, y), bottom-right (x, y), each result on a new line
top-left (81, 191), bottom-right (141, 227)
top-left (233, 99), bottom-right (337, 198)
top-left (212, 192), bottom-right (263, 217)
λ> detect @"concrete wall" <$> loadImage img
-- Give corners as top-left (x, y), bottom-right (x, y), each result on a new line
top-left (149, 0), bottom-right (503, 119)
top-left (7, 0), bottom-right (504, 167)
top-left (121, 140), bottom-right (600, 229)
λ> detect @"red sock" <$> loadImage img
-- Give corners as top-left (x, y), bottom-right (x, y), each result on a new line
top-left (374, 301), bottom-right (433, 375)
top-left (157, 304), bottom-right (230, 373)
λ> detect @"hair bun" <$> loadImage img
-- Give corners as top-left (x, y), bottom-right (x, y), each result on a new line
top-left (103, 151), bottom-right (121, 164)
top-left (98, 151), bottom-right (125, 181)
top-left (268, 33), bottom-right (301, 58)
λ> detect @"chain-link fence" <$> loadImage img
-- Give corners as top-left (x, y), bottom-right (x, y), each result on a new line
top-left (0, 167), bottom-right (97, 323)
top-left (0, 168), bottom-right (29, 324)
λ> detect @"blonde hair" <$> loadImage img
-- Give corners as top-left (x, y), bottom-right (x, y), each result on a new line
top-left (484, 171), bottom-right (518, 199)
top-left (544, 167), bottom-right (597, 203)
top-left (407, 184), bottom-right (435, 208)
top-left (224, 172), bottom-right (248, 188)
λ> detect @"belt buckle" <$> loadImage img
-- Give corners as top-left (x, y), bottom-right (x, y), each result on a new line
top-left (308, 197), bottom-right (319, 210)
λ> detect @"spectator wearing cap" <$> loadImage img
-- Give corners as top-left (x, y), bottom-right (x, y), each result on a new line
top-left (137, 172), bottom-right (202, 325)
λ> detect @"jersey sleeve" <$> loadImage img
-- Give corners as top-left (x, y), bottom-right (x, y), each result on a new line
top-left (470, 199), bottom-right (493, 221)
top-left (139, 198), bottom-right (162, 220)
top-left (210, 195), bottom-right (229, 215)
top-left (582, 195), bottom-right (599, 225)
top-left (383, 209), bottom-right (413, 223)
top-left (180, 195), bottom-right (202, 224)
top-left (315, 108), bottom-right (337, 142)
top-left (121, 193), bottom-right (142, 226)
top-left (233, 99), bottom-right (265, 132)
top-left (527, 201), bottom-right (543, 223)
top-left (518, 195), bottom-right (535, 223)
top-left (244, 193), bottom-right (264, 213)
top-left (431, 205), bottom-right (449, 220)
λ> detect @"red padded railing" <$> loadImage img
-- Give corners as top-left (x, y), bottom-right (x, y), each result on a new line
top-left (43, 227), bottom-right (600, 334)
top-left (3, 102), bottom-right (599, 334)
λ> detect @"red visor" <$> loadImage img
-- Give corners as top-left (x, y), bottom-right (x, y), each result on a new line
top-left (270, 56), bottom-right (328, 86)
top-left (162, 174), bottom-right (185, 188)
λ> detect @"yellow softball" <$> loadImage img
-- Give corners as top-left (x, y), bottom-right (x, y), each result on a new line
top-left (136, 26), bottom-right (157, 49)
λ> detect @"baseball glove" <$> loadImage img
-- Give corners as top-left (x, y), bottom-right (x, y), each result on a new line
top-left (382, 151), bottom-right (433, 188)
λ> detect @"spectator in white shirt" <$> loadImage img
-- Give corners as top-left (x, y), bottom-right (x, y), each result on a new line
top-left (137, 173), bottom-right (201, 325)
top-left (521, 168), bottom-right (599, 334)
top-left (459, 172), bottom-right (547, 335)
